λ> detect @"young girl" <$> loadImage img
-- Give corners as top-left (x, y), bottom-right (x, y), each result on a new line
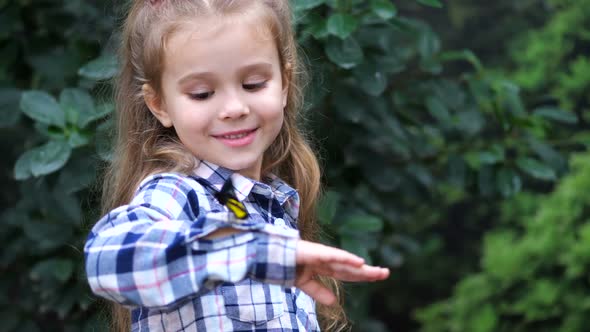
top-left (84, 1), bottom-right (389, 331)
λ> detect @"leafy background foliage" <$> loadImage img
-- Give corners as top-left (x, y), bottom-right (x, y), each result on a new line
top-left (417, 0), bottom-right (590, 330)
top-left (417, 153), bottom-right (590, 332)
top-left (0, 0), bottom-right (587, 331)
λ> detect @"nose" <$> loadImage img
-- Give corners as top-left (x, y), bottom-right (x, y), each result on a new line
top-left (218, 91), bottom-right (249, 120)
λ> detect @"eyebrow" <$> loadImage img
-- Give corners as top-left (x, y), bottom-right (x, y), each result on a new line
top-left (177, 62), bottom-right (274, 85)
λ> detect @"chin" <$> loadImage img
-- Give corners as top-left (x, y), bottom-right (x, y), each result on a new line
top-left (221, 159), bottom-right (261, 177)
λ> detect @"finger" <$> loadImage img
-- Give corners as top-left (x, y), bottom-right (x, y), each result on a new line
top-left (297, 241), bottom-right (364, 267)
top-left (299, 244), bottom-right (363, 265)
top-left (297, 278), bottom-right (337, 306)
top-left (315, 263), bottom-right (390, 282)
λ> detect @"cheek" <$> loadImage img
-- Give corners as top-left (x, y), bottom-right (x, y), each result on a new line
top-left (172, 109), bottom-right (211, 138)
top-left (262, 104), bottom-right (284, 130)
top-left (270, 109), bottom-right (284, 139)
top-left (257, 92), bottom-right (285, 120)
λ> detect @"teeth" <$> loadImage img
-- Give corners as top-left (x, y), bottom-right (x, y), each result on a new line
top-left (222, 132), bottom-right (248, 139)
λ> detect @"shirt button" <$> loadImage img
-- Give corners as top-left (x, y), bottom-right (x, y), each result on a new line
top-left (274, 218), bottom-right (285, 226)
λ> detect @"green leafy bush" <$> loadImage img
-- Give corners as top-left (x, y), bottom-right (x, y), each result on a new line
top-left (0, 1), bottom-right (118, 330)
top-left (0, 0), bottom-right (581, 330)
top-left (508, 0), bottom-right (590, 112)
top-left (296, 1), bottom-right (577, 329)
top-left (416, 152), bottom-right (590, 332)
top-left (415, 2), bottom-right (590, 330)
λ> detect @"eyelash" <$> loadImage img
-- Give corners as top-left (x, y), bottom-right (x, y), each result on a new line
top-left (243, 81), bottom-right (267, 91)
top-left (188, 81), bottom-right (267, 101)
top-left (189, 92), bottom-right (214, 100)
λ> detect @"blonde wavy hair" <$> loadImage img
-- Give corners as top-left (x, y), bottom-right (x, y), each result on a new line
top-left (100, 0), bottom-right (348, 331)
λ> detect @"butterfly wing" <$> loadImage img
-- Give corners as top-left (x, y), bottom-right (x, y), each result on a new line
top-left (225, 197), bottom-right (249, 219)
top-left (215, 178), bottom-right (249, 219)
top-left (214, 179), bottom-right (233, 205)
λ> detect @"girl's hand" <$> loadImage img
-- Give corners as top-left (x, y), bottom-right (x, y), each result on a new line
top-left (295, 240), bottom-right (390, 306)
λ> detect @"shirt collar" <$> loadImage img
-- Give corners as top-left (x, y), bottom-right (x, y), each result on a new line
top-left (192, 160), bottom-right (299, 208)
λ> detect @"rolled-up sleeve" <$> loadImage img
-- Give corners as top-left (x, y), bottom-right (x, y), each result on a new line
top-left (84, 174), bottom-right (298, 310)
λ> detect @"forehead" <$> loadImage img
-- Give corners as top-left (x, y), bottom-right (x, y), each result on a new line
top-left (170, 10), bottom-right (275, 44)
top-left (162, 13), bottom-right (279, 73)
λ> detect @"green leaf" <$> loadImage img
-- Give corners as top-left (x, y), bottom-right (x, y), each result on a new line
top-left (353, 62), bottom-right (388, 96)
top-left (496, 168), bottom-right (522, 197)
top-left (55, 156), bottom-right (97, 194)
top-left (67, 130), bottom-right (90, 148)
top-left (468, 305), bottom-right (498, 332)
top-left (407, 163), bottom-right (434, 188)
top-left (14, 149), bottom-right (34, 180)
top-left (30, 259), bottom-right (74, 283)
top-left (29, 140), bottom-right (72, 177)
top-left (59, 88), bottom-right (95, 128)
top-left (0, 88), bottom-right (21, 127)
top-left (341, 235), bottom-right (372, 264)
top-left (340, 214), bottom-right (383, 234)
top-left (478, 166), bottom-right (495, 196)
top-left (572, 132), bottom-right (590, 147)
top-left (416, 0), bottom-right (443, 8)
top-left (332, 86), bottom-right (366, 123)
top-left (23, 218), bottom-right (74, 251)
top-left (85, 102), bottom-right (113, 127)
top-left (78, 53), bottom-right (118, 80)
top-left (370, 0), bottom-right (397, 20)
top-left (374, 53), bottom-right (406, 74)
top-left (325, 37), bottom-right (364, 69)
top-left (327, 13), bottom-right (359, 39)
top-left (360, 157), bottom-right (403, 191)
top-left (516, 157), bottom-right (556, 181)
top-left (294, 0), bottom-right (325, 11)
top-left (303, 13), bottom-right (329, 39)
top-left (440, 49), bottom-right (483, 72)
top-left (533, 106), bottom-right (578, 124)
top-left (528, 139), bottom-right (566, 172)
top-left (51, 192), bottom-right (83, 225)
top-left (27, 48), bottom-right (76, 90)
top-left (478, 146), bottom-right (505, 165)
top-left (426, 96), bottom-right (451, 123)
top-left (318, 190), bottom-right (341, 224)
top-left (20, 90), bottom-right (65, 127)
top-left (420, 57), bottom-right (442, 74)
top-left (455, 110), bottom-right (485, 135)
top-left (417, 28), bottom-right (441, 59)
top-left (500, 81), bottom-right (525, 117)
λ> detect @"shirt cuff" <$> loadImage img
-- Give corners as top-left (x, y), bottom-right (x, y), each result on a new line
top-left (251, 233), bottom-right (298, 288)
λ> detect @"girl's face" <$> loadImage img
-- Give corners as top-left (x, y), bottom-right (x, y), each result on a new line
top-left (144, 17), bottom-right (287, 180)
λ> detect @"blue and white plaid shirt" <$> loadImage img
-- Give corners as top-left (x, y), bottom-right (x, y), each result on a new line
top-left (85, 161), bottom-right (320, 331)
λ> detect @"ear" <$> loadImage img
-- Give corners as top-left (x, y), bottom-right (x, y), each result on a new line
top-left (142, 84), bottom-right (173, 128)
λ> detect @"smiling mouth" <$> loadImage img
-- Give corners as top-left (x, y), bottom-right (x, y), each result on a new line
top-left (213, 128), bottom-right (258, 139)
top-left (219, 132), bottom-right (251, 139)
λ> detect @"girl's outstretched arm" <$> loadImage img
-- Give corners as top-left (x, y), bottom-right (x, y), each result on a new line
top-left (84, 174), bottom-right (299, 310)
top-left (204, 231), bottom-right (391, 306)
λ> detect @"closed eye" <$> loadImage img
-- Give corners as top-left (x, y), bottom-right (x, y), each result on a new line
top-left (189, 91), bottom-right (214, 100)
top-left (243, 81), bottom-right (267, 91)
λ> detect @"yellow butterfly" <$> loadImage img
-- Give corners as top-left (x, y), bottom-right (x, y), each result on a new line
top-left (215, 178), bottom-right (249, 220)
